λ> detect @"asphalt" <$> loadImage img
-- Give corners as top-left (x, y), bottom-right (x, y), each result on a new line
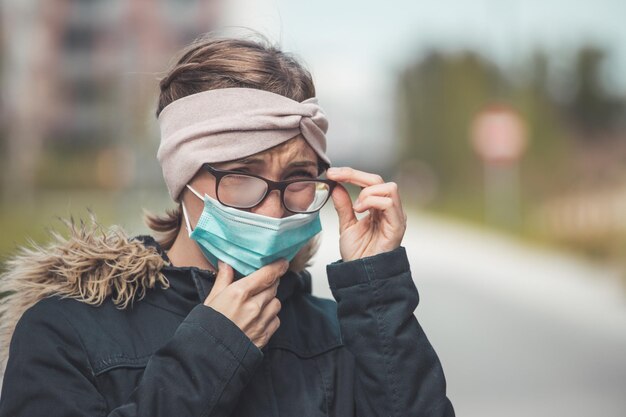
top-left (307, 206), bottom-right (626, 417)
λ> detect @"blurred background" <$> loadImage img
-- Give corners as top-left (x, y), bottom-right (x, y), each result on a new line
top-left (1, 0), bottom-right (625, 415)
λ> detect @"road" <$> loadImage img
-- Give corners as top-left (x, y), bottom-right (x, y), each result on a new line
top-left (307, 207), bottom-right (626, 417)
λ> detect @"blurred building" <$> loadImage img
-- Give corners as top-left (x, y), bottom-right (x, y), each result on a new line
top-left (1, 0), bottom-right (222, 201)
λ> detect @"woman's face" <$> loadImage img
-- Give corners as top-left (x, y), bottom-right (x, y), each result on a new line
top-left (185, 135), bottom-right (321, 219)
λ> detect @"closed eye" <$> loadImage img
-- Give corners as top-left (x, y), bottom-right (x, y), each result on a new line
top-left (223, 167), bottom-right (254, 176)
top-left (220, 167), bottom-right (315, 180)
top-left (288, 170), bottom-right (316, 179)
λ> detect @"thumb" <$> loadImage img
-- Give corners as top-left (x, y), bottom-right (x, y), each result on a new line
top-left (205, 260), bottom-right (234, 304)
top-left (331, 183), bottom-right (357, 234)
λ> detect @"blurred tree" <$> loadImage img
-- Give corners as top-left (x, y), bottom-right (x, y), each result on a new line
top-left (513, 50), bottom-right (572, 200)
top-left (396, 50), bottom-right (506, 218)
top-left (565, 46), bottom-right (624, 137)
top-left (395, 41), bottom-right (626, 265)
top-left (395, 47), bottom-right (591, 227)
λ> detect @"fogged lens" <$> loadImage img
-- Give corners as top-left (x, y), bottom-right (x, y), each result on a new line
top-left (218, 174), bottom-right (268, 208)
top-left (284, 181), bottom-right (330, 213)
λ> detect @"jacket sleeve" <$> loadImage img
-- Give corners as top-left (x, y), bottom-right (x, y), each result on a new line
top-left (0, 301), bottom-right (262, 417)
top-left (326, 246), bottom-right (455, 417)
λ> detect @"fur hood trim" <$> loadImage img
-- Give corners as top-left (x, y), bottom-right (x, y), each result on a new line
top-left (0, 214), bottom-right (169, 375)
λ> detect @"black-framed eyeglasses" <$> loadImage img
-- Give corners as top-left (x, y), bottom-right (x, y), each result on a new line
top-left (202, 163), bottom-right (337, 214)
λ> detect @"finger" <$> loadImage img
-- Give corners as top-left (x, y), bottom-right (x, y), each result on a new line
top-left (249, 280), bottom-right (280, 309)
top-left (266, 316), bottom-right (281, 339)
top-left (236, 259), bottom-right (289, 296)
top-left (353, 195), bottom-right (394, 213)
top-left (355, 182), bottom-right (405, 221)
top-left (257, 297), bottom-right (282, 323)
top-left (326, 167), bottom-right (385, 188)
top-left (254, 315), bottom-right (281, 349)
top-left (355, 182), bottom-right (401, 207)
top-left (353, 196), bottom-right (406, 228)
top-left (205, 260), bottom-right (234, 304)
top-left (269, 316), bottom-right (280, 335)
top-left (330, 183), bottom-right (357, 234)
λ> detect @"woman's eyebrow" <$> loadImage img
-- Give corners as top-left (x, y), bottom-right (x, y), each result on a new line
top-left (288, 161), bottom-right (317, 168)
top-left (237, 157), bottom-right (263, 165)
top-left (230, 159), bottom-right (317, 168)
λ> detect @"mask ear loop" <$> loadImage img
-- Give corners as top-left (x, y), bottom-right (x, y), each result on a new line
top-left (181, 201), bottom-right (193, 235)
top-left (181, 184), bottom-right (205, 235)
top-left (186, 184), bottom-right (204, 200)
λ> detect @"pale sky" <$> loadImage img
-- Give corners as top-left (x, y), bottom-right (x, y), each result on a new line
top-left (222, 0), bottom-right (626, 169)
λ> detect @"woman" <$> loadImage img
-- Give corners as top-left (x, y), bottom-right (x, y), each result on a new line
top-left (0, 34), bottom-right (455, 416)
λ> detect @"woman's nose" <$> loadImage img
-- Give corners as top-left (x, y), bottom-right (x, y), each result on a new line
top-left (251, 189), bottom-right (287, 218)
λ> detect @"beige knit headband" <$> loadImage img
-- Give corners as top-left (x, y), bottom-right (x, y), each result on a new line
top-left (156, 87), bottom-right (331, 202)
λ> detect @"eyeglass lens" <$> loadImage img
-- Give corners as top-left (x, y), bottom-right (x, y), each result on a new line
top-left (217, 174), bottom-right (330, 213)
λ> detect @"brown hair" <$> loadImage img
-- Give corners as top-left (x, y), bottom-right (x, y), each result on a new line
top-left (144, 32), bottom-right (323, 271)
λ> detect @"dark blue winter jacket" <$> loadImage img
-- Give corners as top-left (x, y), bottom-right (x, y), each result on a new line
top-left (0, 234), bottom-right (454, 416)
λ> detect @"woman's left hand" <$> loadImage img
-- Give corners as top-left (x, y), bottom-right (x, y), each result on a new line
top-left (326, 167), bottom-right (407, 262)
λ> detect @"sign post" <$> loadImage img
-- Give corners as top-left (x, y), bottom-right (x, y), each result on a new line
top-left (470, 105), bottom-right (528, 229)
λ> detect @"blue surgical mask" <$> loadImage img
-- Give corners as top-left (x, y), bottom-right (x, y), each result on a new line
top-left (181, 184), bottom-right (322, 277)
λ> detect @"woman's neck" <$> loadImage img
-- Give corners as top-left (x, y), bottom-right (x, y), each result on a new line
top-left (165, 226), bottom-right (217, 273)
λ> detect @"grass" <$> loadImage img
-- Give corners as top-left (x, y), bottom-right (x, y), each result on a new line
top-left (2, 185), bottom-right (624, 287)
top-left (0, 188), bottom-right (174, 264)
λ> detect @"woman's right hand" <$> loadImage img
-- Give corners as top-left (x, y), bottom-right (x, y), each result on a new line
top-left (203, 259), bottom-right (288, 349)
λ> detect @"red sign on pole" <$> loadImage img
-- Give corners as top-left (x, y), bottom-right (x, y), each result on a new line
top-left (470, 104), bottom-right (528, 164)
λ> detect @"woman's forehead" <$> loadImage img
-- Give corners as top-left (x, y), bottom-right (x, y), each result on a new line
top-left (221, 136), bottom-right (317, 166)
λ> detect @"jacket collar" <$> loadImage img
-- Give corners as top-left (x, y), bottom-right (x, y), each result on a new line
top-left (133, 235), bottom-right (312, 305)
top-left (132, 235), bottom-right (343, 358)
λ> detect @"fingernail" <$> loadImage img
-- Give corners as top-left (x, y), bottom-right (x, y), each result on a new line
top-left (327, 167), bottom-right (339, 175)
